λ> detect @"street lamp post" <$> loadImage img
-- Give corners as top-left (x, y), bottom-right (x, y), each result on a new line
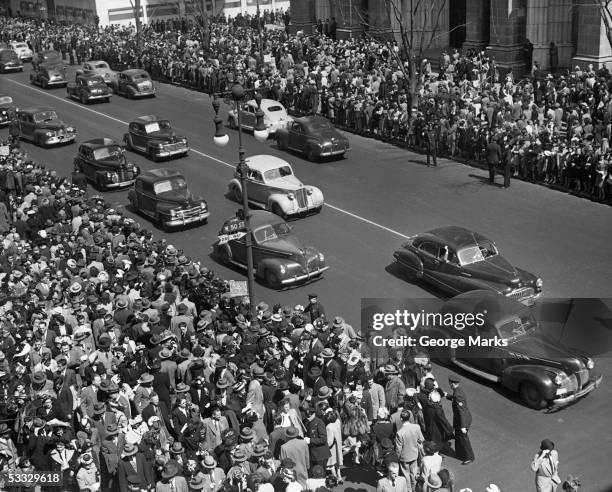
top-left (212, 84), bottom-right (269, 317)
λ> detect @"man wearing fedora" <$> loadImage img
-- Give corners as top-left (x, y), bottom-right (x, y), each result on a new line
top-left (304, 405), bottom-right (330, 469)
top-left (246, 365), bottom-right (266, 419)
top-left (142, 393), bottom-right (173, 439)
top-left (199, 454), bottom-right (226, 492)
top-left (171, 395), bottom-right (191, 436)
top-left (384, 364), bottom-right (406, 414)
top-left (156, 460), bottom-right (188, 492)
top-left (395, 409), bottom-right (424, 490)
top-left (321, 348), bottom-right (343, 388)
top-left (279, 426), bottom-right (309, 487)
top-left (99, 423), bottom-right (121, 491)
top-left (117, 442), bottom-right (154, 492)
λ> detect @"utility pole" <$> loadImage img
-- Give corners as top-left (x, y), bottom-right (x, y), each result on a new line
top-left (134, 0), bottom-right (142, 56)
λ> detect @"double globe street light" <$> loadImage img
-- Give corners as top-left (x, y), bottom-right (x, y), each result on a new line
top-left (212, 83), bottom-right (269, 315)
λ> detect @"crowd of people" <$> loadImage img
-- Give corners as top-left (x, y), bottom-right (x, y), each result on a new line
top-left (0, 11), bottom-right (594, 492)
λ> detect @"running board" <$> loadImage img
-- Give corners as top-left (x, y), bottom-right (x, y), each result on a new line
top-left (452, 358), bottom-right (501, 383)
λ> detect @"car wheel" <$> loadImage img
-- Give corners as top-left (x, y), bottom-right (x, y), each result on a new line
top-left (105, 97), bottom-right (110, 103)
top-left (42, 80), bottom-right (48, 89)
top-left (277, 137), bottom-right (287, 150)
top-left (127, 90), bottom-right (133, 99)
top-left (231, 185), bottom-right (242, 203)
top-left (313, 205), bottom-right (323, 214)
top-left (265, 270), bottom-right (282, 289)
top-left (271, 203), bottom-right (286, 219)
top-left (228, 117), bottom-right (238, 130)
top-left (306, 149), bottom-right (317, 162)
top-left (519, 381), bottom-right (547, 409)
top-left (80, 94), bottom-right (87, 105)
top-left (125, 136), bottom-right (133, 151)
top-left (217, 246), bottom-right (231, 265)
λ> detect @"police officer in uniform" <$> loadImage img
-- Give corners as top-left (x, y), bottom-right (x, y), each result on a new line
top-left (486, 137), bottom-right (502, 184)
top-left (8, 109), bottom-right (21, 150)
top-left (425, 122), bottom-right (439, 167)
top-left (446, 375), bottom-right (475, 465)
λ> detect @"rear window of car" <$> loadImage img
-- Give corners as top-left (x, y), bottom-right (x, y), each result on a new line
top-left (134, 73), bottom-right (150, 80)
top-left (266, 105), bottom-right (283, 112)
top-left (95, 63), bottom-right (108, 69)
top-left (0, 96), bottom-right (12, 104)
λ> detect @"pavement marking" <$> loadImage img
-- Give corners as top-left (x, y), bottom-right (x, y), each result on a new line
top-left (7, 77), bottom-right (412, 240)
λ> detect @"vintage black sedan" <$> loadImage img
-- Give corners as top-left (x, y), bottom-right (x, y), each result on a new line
top-left (423, 291), bottom-right (601, 409)
top-left (0, 94), bottom-right (15, 127)
top-left (30, 62), bottom-right (67, 89)
top-left (0, 49), bottom-right (23, 73)
top-left (67, 73), bottom-right (112, 104)
top-left (127, 169), bottom-right (209, 231)
top-left (276, 115), bottom-right (350, 161)
top-left (74, 138), bottom-right (139, 190)
top-left (213, 210), bottom-right (329, 289)
top-left (393, 226), bottom-right (542, 305)
top-left (18, 108), bottom-right (76, 147)
top-left (124, 115), bottom-right (189, 161)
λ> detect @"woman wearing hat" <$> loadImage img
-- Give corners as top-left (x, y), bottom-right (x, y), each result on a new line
top-left (49, 437), bottom-right (79, 489)
top-left (76, 453), bottom-right (100, 492)
top-left (531, 439), bottom-right (561, 492)
top-left (340, 389), bottom-right (369, 465)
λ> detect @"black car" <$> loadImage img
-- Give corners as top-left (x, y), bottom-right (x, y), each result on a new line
top-left (74, 138), bottom-right (139, 190)
top-left (0, 94), bottom-right (15, 127)
top-left (276, 115), bottom-right (351, 161)
top-left (393, 226), bottom-right (542, 305)
top-left (124, 115), bottom-right (189, 161)
top-left (0, 49), bottom-right (23, 73)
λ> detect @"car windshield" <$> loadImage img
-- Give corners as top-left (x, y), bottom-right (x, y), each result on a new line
top-left (254, 222), bottom-right (291, 243)
top-left (95, 63), bottom-right (108, 69)
top-left (458, 246), bottom-right (485, 266)
top-left (153, 177), bottom-right (186, 194)
top-left (266, 105), bottom-right (283, 112)
top-left (93, 145), bottom-right (123, 160)
top-left (42, 52), bottom-right (61, 62)
top-left (498, 311), bottom-right (537, 339)
top-left (14, 43), bottom-right (27, 49)
top-left (144, 121), bottom-right (170, 133)
top-left (0, 96), bottom-right (12, 105)
top-left (263, 166), bottom-right (293, 181)
top-left (309, 119), bottom-right (332, 130)
top-left (86, 78), bottom-right (105, 86)
top-left (33, 111), bottom-right (58, 123)
top-left (133, 73), bottom-right (150, 81)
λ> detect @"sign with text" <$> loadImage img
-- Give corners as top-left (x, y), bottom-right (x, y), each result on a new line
top-left (229, 280), bottom-right (248, 298)
top-left (218, 231), bottom-right (247, 245)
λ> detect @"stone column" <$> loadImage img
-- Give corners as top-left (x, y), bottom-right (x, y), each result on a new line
top-left (463, 0), bottom-right (488, 51)
top-left (486, 0), bottom-right (528, 74)
top-left (547, 0), bottom-right (573, 69)
top-left (289, 0), bottom-right (316, 34)
top-left (526, 0), bottom-right (548, 68)
top-left (334, 0), bottom-right (363, 40)
top-left (572, 0), bottom-right (612, 68)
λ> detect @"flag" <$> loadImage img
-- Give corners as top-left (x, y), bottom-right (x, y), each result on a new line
top-left (508, 0), bottom-right (513, 18)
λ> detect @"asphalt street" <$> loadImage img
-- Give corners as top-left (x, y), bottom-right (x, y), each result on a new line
top-left (1, 67), bottom-right (612, 491)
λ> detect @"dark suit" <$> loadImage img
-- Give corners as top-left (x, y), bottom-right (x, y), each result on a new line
top-left (486, 141), bottom-right (502, 183)
top-left (323, 359), bottom-right (343, 387)
top-left (447, 386), bottom-right (474, 462)
top-left (305, 416), bottom-right (330, 467)
top-left (171, 406), bottom-right (190, 435)
top-left (116, 454), bottom-right (154, 492)
top-left (142, 401), bottom-right (172, 434)
top-left (153, 371), bottom-right (172, 409)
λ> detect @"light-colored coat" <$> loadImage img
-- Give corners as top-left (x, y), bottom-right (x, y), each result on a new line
top-left (326, 418), bottom-right (343, 467)
top-left (280, 437), bottom-right (310, 487)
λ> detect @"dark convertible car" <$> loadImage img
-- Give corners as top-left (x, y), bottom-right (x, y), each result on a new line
top-left (422, 291), bottom-right (601, 409)
top-left (276, 115), bottom-right (350, 161)
top-left (393, 226), bottom-right (542, 305)
top-left (213, 210), bottom-right (328, 289)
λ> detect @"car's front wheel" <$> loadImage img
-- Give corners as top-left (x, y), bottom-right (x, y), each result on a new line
top-left (217, 246), bottom-right (231, 265)
top-left (271, 203), bottom-right (286, 219)
top-left (80, 93), bottom-right (87, 105)
top-left (265, 269), bottom-right (282, 289)
top-left (306, 148), bottom-right (318, 162)
top-left (519, 381), bottom-right (547, 410)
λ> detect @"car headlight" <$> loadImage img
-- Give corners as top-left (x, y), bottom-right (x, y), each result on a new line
top-left (535, 277), bottom-right (543, 291)
top-left (1, 111), bottom-right (5, 115)
top-left (45, 131), bottom-right (54, 137)
top-left (586, 358), bottom-right (595, 370)
top-left (318, 252), bottom-right (325, 262)
top-left (200, 202), bottom-right (206, 210)
top-left (66, 127), bottom-right (75, 132)
top-left (288, 193), bottom-right (295, 200)
top-left (306, 188), bottom-right (313, 195)
top-left (170, 209), bottom-right (177, 217)
top-left (553, 372), bottom-right (566, 385)
top-left (181, 138), bottom-right (188, 144)
top-left (279, 265), bottom-right (286, 274)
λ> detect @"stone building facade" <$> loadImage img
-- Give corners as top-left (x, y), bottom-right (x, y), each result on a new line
top-left (290, 0), bottom-right (612, 73)
top-left (0, 0), bottom-right (97, 23)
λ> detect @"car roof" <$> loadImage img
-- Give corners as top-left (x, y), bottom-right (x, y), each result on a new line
top-left (138, 168), bottom-right (184, 183)
top-left (81, 138), bottom-right (118, 149)
top-left (132, 115), bottom-right (163, 124)
top-left (294, 115), bottom-right (331, 127)
top-left (77, 72), bottom-right (105, 80)
top-left (250, 210), bottom-right (288, 229)
top-left (122, 69), bottom-right (148, 76)
top-left (21, 107), bottom-right (55, 114)
top-left (245, 154), bottom-right (291, 173)
top-left (246, 99), bottom-right (285, 109)
top-left (86, 60), bottom-right (108, 65)
top-left (421, 226), bottom-right (490, 250)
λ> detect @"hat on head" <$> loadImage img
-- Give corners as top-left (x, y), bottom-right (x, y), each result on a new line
top-left (240, 427), bottom-right (254, 441)
top-left (252, 442), bottom-right (268, 457)
top-left (540, 439), bottom-right (555, 451)
top-left (122, 443), bottom-right (138, 457)
top-left (115, 298), bottom-right (128, 309)
top-left (271, 313), bottom-right (282, 322)
top-left (232, 450), bottom-right (247, 463)
top-left (159, 348), bottom-right (172, 360)
top-left (317, 386), bottom-right (332, 399)
top-left (215, 357), bottom-right (227, 369)
top-left (177, 303), bottom-right (188, 314)
top-left (202, 455), bottom-right (218, 470)
top-left (216, 378), bottom-right (230, 389)
top-left (176, 382), bottom-right (190, 393)
top-left (81, 453), bottom-right (93, 465)
top-left (285, 426), bottom-right (299, 439)
top-left (31, 371), bottom-right (47, 385)
top-left (137, 373), bottom-right (154, 384)
top-left (93, 402), bottom-right (106, 415)
top-left (308, 293), bottom-right (318, 299)
top-left (170, 442), bottom-right (184, 454)
top-left (252, 365), bottom-right (264, 377)
top-left (161, 460), bottom-right (181, 479)
top-left (106, 423), bottom-right (119, 436)
top-left (384, 364), bottom-right (398, 375)
top-left (33, 417), bottom-right (46, 428)
top-left (320, 348), bottom-right (334, 358)
top-left (308, 366), bottom-right (322, 378)
top-left (127, 475), bottom-right (141, 486)
top-left (449, 375), bottom-right (460, 384)
top-left (189, 473), bottom-right (205, 490)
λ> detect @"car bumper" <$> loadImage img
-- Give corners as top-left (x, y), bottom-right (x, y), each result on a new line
top-left (46, 80), bottom-right (67, 86)
top-left (133, 89), bottom-right (156, 97)
top-left (153, 146), bottom-right (189, 158)
top-left (164, 211), bottom-right (209, 227)
top-left (0, 118), bottom-right (9, 127)
top-left (319, 147), bottom-right (350, 157)
top-left (285, 204), bottom-right (323, 216)
top-left (44, 134), bottom-right (76, 145)
top-left (103, 179), bottom-right (137, 189)
top-left (550, 375), bottom-right (602, 409)
top-left (2, 65), bottom-right (22, 71)
top-left (280, 266), bottom-right (330, 285)
top-left (86, 94), bottom-right (111, 100)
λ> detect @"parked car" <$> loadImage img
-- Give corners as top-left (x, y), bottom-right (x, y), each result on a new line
top-left (17, 108), bottom-right (76, 147)
top-left (111, 69), bottom-right (156, 98)
top-left (30, 63), bottom-right (67, 89)
top-left (393, 226), bottom-right (542, 305)
top-left (228, 154), bottom-right (324, 218)
top-left (9, 41), bottom-right (33, 62)
top-left (124, 115), bottom-right (189, 161)
top-left (0, 94), bottom-right (15, 127)
top-left (127, 168), bottom-right (209, 231)
top-left (228, 98), bottom-right (293, 136)
top-left (276, 115), bottom-right (351, 161)
top-left (213, 210), bottom-right (329, 289)
top-left (74, 138), bottom-right (139, 190)
top-left (79, 60), bottom-right (117, 85)
top-left (67, 73), bottom-right (112, 104)
top-left (0, 49), bottom-right (23, 72)
top-left (423, 290), bottom-right (601, 409)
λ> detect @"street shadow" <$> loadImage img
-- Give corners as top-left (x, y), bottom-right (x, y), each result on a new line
top-left (384, 262), bottom-right (451, 300)
top-left (468, 173), bottom-right (505, 188)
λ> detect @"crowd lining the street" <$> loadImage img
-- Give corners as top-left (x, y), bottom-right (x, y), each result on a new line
top-left (0, 12), bottom-right (591, 492)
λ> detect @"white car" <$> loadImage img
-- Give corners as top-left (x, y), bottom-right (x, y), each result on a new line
top-left (228, 155), bottom-right (324, 218)
top-left (79, 60), bottom-right (117, 85)
top-left (9, 42), bottom-right (33, 62)
top-left (228, 99), bottom-right (293, 136)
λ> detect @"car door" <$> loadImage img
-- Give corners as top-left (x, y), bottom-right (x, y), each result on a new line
top-left (416, 241), bottom-right (441, 282)
top-left (288, 122), bottom-right (304, 150)
top-left (230, 233), bottom-right (249, 265)
top-left (19, 113), bottom-right (34, 140)
top-left (434, 246), bottom-right (465, 295)
top-left (241, 103), bottom-right (255, 130)
top-left (139, 181), bottom-right (157, 216)
top-left (246, 169), bottom-right (267, 205)
top-left (464, 322), bottom-right (508, 376)
top-left (118, 73), bottom-right (128, 94)
top-left (130, 123), bottom-right (146, 149)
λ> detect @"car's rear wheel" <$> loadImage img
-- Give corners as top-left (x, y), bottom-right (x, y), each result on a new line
top-left (127, 90), bottom-right (133, 99)
top-left (231, 185), bottom-right (242, 203)
top-left (265, 270), bottom-right (281, 289)
top-left (217, 247), bottom-right (231, 265)
top-left (520, 381), bottom-right (547, 409)
top-left (271, 203), bottom-right (286, 219)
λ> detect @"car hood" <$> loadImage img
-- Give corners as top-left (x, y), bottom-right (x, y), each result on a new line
top-left (36, 120), bottom-right (70, 130)
top-left (261, 235), bottom-right (318, 257)
top-left (508, 334), bottom-right (584, 373)
top-left (462, 255), bottom-right (521, 287)
top-left (315, 128), bottom-right (347, 142)
top-left (147, 129), bottom-right (181, 141)
top-left (96, 157), bottom-right (131, 169)
top-left (266, 111), bottom-right (290, 122)
top-left (267, 175), bottom-right (305, 191)
top-left (156, 188), bottom-right (202, 205)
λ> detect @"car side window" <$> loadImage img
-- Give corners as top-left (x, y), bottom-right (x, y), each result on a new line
top-left (418, 241), bottom-right (438, 257)
top-left (135, 180), bottom-right (143, 192)
top-left (249, 170), bottom-right (263, 183)
top-left (292, 122), bottom-right (301, 133)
